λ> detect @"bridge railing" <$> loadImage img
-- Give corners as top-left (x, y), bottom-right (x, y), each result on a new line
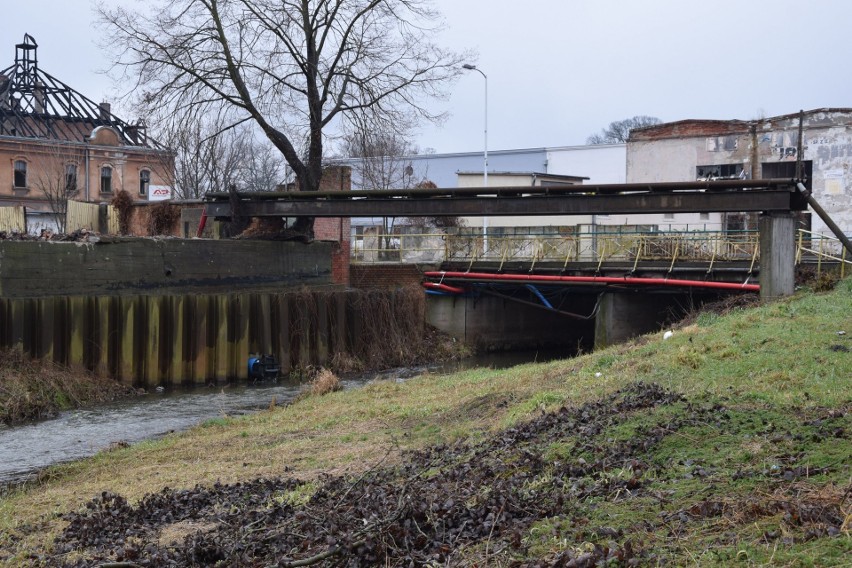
top-left (796, 230), bottom-right (851, 277)
top-left (350, 229), bottom-right (848, 274)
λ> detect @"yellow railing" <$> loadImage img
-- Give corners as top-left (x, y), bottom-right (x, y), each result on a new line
top-left (796, 230), bottom-right (851, 278)
top-left (351, 230), bottom-right (849, 275)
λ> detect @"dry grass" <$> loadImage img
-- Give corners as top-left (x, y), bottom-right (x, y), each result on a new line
top-left (0, 349), bottom-right (136, 424)
top-left (307, 367), bottom-right (342, 397)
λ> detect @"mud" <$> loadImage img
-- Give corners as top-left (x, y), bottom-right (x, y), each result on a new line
top-left (43, 383), bottom-right (849, 567)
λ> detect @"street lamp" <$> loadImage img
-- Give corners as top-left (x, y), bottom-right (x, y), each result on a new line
top-left (462, 63), bottom-right (488, 251)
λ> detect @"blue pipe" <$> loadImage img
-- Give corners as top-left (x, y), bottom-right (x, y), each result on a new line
top-left (525, 284), bottom-right (553, 309)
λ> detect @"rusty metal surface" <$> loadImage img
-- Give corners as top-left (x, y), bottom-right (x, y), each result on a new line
top-left (206, 178), bottom-right (798, 201)
top-left (204, 187), bottom-right (803, 218)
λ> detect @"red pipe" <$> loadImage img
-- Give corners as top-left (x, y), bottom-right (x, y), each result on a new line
top-left (196, 209), bottom-right (208, 238)
top-left (423, 271), bottom-right (759, 292)
top-left (422, 281), bottom-right (467, 294)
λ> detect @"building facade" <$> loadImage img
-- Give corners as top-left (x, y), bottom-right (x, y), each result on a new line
top-left (627, 109), bottom-right (852, 235)
top-left (0, 35), bottom-right (173, 233)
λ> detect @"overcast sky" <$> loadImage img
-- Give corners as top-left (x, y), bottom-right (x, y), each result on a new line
top-left (5, 0), bottom-right (851, 154)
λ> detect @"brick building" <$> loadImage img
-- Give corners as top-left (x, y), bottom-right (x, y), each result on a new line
top-left (0, 35), bottom-right (173, 232)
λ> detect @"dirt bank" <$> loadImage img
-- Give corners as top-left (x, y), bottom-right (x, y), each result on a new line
top-left (49, 382), bottom-right (850, 566)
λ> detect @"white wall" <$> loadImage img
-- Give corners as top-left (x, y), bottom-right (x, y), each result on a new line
top-left (546, 144), bottom-right (626, 184)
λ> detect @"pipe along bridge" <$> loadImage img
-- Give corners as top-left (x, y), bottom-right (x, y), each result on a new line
top-left (205, 179), bottom-right (846, 350)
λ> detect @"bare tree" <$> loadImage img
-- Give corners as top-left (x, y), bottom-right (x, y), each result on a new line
top-left (99, 0), bottom-right (468, 238)
top-left (238, 136), bottom-right (291, 193)
top-left (342, 122), bottom-right (419, 255)
top-left (586, 115), bottom-right (662, 144)
top-left (158, 114), bottom-right (247, 199)
top-left (151, 108), bottom-right (291, 199)
top-left (29, 144), bottom-right (85, 233)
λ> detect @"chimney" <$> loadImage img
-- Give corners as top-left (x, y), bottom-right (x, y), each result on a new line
top-left (34, 80), bottom-right (45, 113)
top-left (99, 101), bottom-right (111, 121)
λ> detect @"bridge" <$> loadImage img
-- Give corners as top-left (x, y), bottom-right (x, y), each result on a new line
top-left (204, 178), bottom-right (827, 296)
top-left (205, 178), bottom-right (851, 350)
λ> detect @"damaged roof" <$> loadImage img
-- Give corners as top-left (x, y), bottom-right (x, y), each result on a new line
top-left (629, 108), bottom-right (852, 141)
top-left (0, 34), bottom-right (166, 150)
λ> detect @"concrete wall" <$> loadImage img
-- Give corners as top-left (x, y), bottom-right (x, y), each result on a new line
top-left (0, 238), bottom-right (334, 298)
top-left (426, 293), bottom-right (596, 352)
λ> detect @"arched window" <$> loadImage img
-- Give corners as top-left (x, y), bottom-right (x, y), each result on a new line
top-left (13, 160), bottom-right (27, 188)
top-left (65, 164), bottom-right (78, 192)
top-left (139, 169), bottom-right (151, 196)
top-left (100, 166), bottom-right (113, 193)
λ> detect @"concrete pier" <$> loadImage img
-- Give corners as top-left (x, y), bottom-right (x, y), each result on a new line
top-left (759, 212), bottom-right (796, 301)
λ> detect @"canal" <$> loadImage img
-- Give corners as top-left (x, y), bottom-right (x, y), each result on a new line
top-left (0, 349), bottom-right (570, 486)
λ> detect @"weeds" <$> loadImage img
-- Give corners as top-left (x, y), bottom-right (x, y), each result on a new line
top-left (109, 190), bottom-right (133, 235)
top-left (308, 367), bottom-right (342, 397)
top-left (0, 349), bottom-right (135, 424)
top-left (147, 202), bottom-right (180, 236)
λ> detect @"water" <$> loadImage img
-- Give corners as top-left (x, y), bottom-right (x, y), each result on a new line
top-left (0, 349), bottom-right (573, 487)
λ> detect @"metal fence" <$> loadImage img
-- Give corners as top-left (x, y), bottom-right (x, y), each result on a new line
top-left (352, 229), bottom-right (850, 275)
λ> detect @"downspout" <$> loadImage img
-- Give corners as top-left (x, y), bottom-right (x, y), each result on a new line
top-left (749, 123), bottom-right (759, 180)
top-left (84, 143), bottom-right (90, 202)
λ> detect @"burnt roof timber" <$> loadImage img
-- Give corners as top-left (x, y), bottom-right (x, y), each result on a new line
top-left (1, 35), bottom-right (167, 150)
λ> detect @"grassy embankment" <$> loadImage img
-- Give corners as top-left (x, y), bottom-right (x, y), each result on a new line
top-left (0, 279), bottom-right (850, 565)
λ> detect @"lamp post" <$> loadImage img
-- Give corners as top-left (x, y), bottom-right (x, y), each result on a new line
top-left (462, 63), bottom-right (488, 251)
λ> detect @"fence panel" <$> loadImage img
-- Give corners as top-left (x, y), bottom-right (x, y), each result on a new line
top-left (0, 207), bottom-right (26, 233)
top-left (66, 200), bottom-right (119, 234)
top-left (66, 200), bottom-right (100, 232)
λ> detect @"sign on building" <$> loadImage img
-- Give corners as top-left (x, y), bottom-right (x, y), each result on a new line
top-left (149, 185), bottom-right (172, 201)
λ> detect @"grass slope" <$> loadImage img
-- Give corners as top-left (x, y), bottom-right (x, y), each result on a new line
top-left (0, 280), bottom-right (850, 566)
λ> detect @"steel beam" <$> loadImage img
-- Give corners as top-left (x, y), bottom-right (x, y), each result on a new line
top-left (204, 189), bottom-right (802, 218)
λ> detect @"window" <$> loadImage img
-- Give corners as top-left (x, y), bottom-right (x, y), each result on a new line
top-left (761, 160), bottom-right (812, 188)
top-left (13, 160), bottom-right (27, 188)
top-left (139, 169), bottom-right (150, 196)
top-left (65, 164), bottom-right (78, 192)
top-left (100, 166), bottom-right (112, 193)
top-left (699, 212), bottom-right (710, 221)
top-left (696, 163), bottom-right (744, 180)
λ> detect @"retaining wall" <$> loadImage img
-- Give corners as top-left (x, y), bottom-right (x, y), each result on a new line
top-left (0, 288), bottom-right (419, 386)
top-left (0, 238), bottom-right (333, 298)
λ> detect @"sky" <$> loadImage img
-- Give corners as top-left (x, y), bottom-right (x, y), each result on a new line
top-left (4, 0), bottom-right (851, 155)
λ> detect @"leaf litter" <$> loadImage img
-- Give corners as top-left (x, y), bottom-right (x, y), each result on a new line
top-left (47, 382), bottom-right (849, 566)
